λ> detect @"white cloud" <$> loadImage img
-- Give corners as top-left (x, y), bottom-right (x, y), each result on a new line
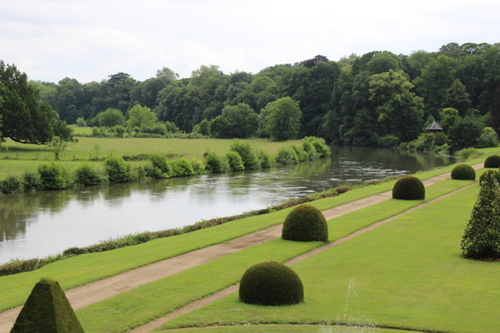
top-left (1, 0), bottom-right (499, 83)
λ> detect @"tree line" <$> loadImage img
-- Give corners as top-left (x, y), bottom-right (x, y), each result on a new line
top-left (2, 42), bottom-right (500, 148)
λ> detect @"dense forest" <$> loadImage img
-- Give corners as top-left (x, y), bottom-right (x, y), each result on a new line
top-left (3, 42), bottom-right (500, 152)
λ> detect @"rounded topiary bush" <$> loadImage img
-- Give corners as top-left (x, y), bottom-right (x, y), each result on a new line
top-left (239, 261), bottom-right (304, 306)
top-left (282, 204), bottom-right (328, 242)
top-left (392, 176), bottom-right (425, 200)
top-left (451, 164), bottom-right (476, 180)
top-left (484, 154), bottom-right (500, 168)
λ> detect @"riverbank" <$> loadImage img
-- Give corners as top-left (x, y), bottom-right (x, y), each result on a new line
top-left (0, 149), bottom-right (497, 332)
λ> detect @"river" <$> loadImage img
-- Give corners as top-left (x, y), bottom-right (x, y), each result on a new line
top-left (0, 146), bottom-right (454, 264)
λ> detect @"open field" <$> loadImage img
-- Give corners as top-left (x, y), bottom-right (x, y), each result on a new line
top-left (0, 136), bottom-right (300, 179)
top-left (0, 148), bottom-right (499, 332)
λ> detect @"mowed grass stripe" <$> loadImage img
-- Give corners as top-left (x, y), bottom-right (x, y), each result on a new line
top-left (163, 185), bottom-right (493, 333)
top-left (73, 180), bottom-right (474, 332)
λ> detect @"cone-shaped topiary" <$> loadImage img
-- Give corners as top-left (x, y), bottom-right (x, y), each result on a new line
top-left (239, 261), bottom-right (304, 306)
top-left (281, 204), bottom-right (328, 242)
top-left (392, 176), bottom-right (425, 200)
top-left (10, 278), bottom-right (84, 333)
top-left (479, 170), bottom-right (500, 184)
top-left (484, 154), bottom-right (500, 168)
top-left (462, 170), bottom-right (500, 259)
top-left (451, 164), bottom-right (476, 180)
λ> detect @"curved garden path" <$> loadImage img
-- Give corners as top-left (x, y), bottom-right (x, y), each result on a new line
top-left (0, 164), bottom-right (483, 333)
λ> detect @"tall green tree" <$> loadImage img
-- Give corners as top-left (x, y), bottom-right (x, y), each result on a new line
top-left (220, 103), bottom-right (258, 138)
top-left (262, 97), bottom-right (302, 141)
top-left (0, 61), bottom-right (72, 144)
top-left (439, 107), bottom-right (460, 133)
top-left (369, 70), bottom-right (424, 142)
top-left (442, 79), bottom-right (471, 116)
top-left (127, 104), bottom-right (158, 129)
top-left (490, 84), bottom-right (500, 136)
top-left (95, 108), bottom-right (125, 127)
top-left (448, 116), bottom-right (482, 152)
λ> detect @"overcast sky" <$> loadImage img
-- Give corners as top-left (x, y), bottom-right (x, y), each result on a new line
top-left (1, 0), bottom-right (499, 84)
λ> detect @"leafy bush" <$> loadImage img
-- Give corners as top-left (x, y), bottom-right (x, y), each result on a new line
top-left (38, 163), bottom-right (73, 190)
top-left (75, 164), bottom-right (103, 185)
top-left (451, 164), bottom-right (476, 180)
top-left (104, 157), bottom-right (134, 183)
top-left (239, 261), bottom-right (304, 306)
top-left (282, 204), bottom-right (328, 242)
top-left (226, 151), bottom-right (245, 171)
top-left (302, 140), bottom-right (318, 160)
top-left (433, 131), bottom-right (448, 146)
top-left (303, 136), bottom-right (331, 157)
top-left (230, 139), bottom-right (258, 169)
top-left (455, 148), bottom-right (478, 161)
top-left (378, 135), bottom-right (400, 148)
top-left (276, 146), bottom-right (299, 166)
top-left (257, 149), bottom-right (276, 168)
top-left (205, 152), bottom-right (227, 173)
top-left (190, 159), bottom-right (206, 174)
top-left (477, 127), bottom-right (499, 148)
top-left (170, 158), bottom-right (195, 177)
top-left (462, 170), bottom-right (500, 259)
top-left (75, 117), bottom-right (86, 127)
top-left (22, 171), bottom-right (43, 191)
top-left (480, 170), bottom-right (500, 184)
top-left (0, 175), bottom-right (24, 194)
top-left (392, 175), bottom-right (425, 200)
top-left (149, 153), bottom-right (172, 178)
top-left (290, 145), bottom-right (309, 162)
top-left (484, 154), bottom-right (500, 168)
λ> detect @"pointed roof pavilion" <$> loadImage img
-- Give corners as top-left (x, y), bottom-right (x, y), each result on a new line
top-left (426, 121), bottom-right (443, 133)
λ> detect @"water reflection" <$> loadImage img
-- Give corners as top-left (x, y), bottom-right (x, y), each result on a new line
top-left (0, 147), bottom-right (453, 264)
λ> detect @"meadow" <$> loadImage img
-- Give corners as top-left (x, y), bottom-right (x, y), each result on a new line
top-left (1, 146), bottom-right (499, 332)
top-left (0, 133), bottom-right (301, 179)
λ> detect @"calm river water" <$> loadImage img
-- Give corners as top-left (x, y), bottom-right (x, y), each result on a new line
top-left (0, 146), bottom-right (454, 264)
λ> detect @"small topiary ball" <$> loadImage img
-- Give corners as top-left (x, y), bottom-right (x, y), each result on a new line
top-left (484, 155), bottom-right (500, 168)
top-left (392, 176), bottom-right (425, 200)
top-left (239, 261), bottom-right (304, 306)
top-left (451, 164), bottom-right (476, 180)
top-left (282, 204), bottom-right (328, 242)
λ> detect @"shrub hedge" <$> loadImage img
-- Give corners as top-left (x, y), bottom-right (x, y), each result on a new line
top-left (282, 204), bottom-right (329, 242)
top-left (392, 175), bottom-right (425, 200)
top-left (484, 154), bottom-right (500, 168)
top-left (451, 164), bottom-right (476, 180)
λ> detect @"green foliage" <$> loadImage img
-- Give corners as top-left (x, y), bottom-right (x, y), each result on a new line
top-left (38, 163), bottom-right (73, 190)
top-left (451, 164), bottom-right (476, 180)
top-left (257, 149), bottom-right (275, 168)
top-left (148, 153), bottom-right (172, 178)
top-left (433, 132), bottom-right (448, 146)
top-left (282, 204), bottom-right (328, 242)
top-left (275, 146), bottom-right (299, 165)
top-left (455, 148), bottom-right (478, 161)
top-left (462, 170), bottom-right (500, 259)
top-left (170, 158), bottom-right (195, 177)
top-left (378, 135), bottom-right (400, 148)
top-left (262, 97), bottom-right (302, 141)
top-left (48, 136), bottom-right (67, 160)
top-left (75, 117), bottom-right (86, 127)
top-left (104, 157), bottom-right (134, 183)
top-left (230, 139), bottom-right (258, 170)
top-left (127, 104), bottom-right (158, 129)
top-left (479, 170), bottom-right (500, 184)
top-left (22, 171), bottom-right (43, 191)
top-left (448, 116), bottom-right (482, 153)
top-left (439, 107), bottom-right (460, 133)
top-left (239, 261), bottom-right (304, 306)
top-left (303, 136), bottom-right (331, 157)
top-left (0, 175), bottom-right (23, 194)
top-left (484, 154), bottom-right (500, 168)
top-left (190, 159), bottom-right (205, 174)
top-left (477, 127), bottom-right (499, 148)
top-left (204, 151), bottom-right (227, 173)
top-left (392, 175), bottom-right (425, 200)
top-left (220, 103), bottom-right (259, 138)
top-left (75, 163), bottom-right (103, 185)
top-left (290, 145), bottom-right (309, 162)
top-left (96, 108), bottom-right (126, 127)
top-left (10, 278), bottom-right (84, 333)
top-left (301, 140), bottom-right (317, 160)
top-left (226, 151), bottom-right (245, 171)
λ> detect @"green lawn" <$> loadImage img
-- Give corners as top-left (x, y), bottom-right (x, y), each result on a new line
top-left (163, 185), bottom-right (495, 333)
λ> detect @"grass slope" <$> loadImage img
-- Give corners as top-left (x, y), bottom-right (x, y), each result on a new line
top-left (163, 185), bottom-right (497, 333)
